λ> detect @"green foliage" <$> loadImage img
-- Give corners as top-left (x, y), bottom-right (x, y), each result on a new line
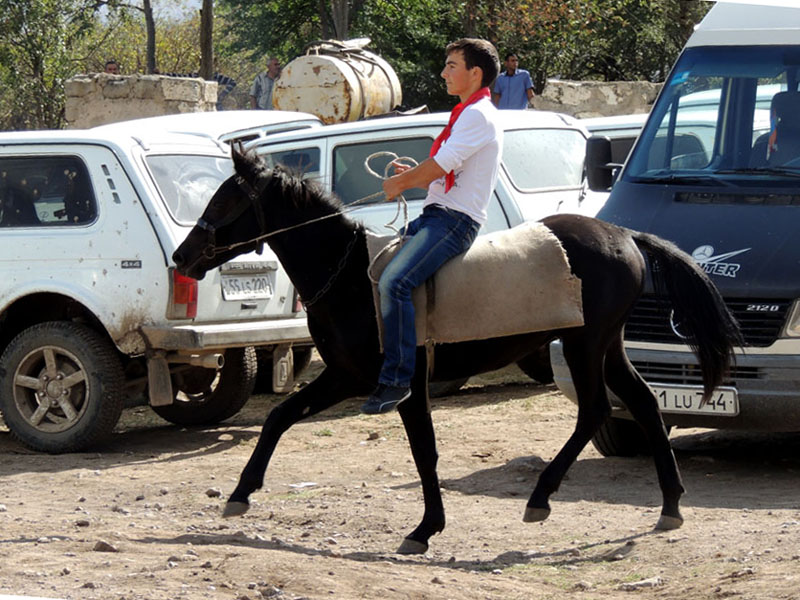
top-left (0, 0), bottom-right (712, 130)
top-left (0, 0), bottom-right (105, 129)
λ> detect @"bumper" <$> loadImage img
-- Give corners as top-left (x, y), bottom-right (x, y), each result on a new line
top-left (141, 317), bottom-right (311, 351)
top-left (550, 340), bottom-right (800, 432)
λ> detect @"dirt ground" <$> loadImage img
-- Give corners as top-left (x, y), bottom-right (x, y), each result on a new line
top-left (1, 356), bottom-right (800, 600)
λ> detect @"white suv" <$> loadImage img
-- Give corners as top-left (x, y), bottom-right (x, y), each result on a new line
top-left (0, 111), bottom-right (320, 453)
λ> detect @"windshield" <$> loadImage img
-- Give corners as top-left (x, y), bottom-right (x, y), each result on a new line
top-left (502, 128), bottom-right (586, 191)
top-left (146, 154), bottom-right (233, 224)
top-left (624, 45), bottom-right (800, 185)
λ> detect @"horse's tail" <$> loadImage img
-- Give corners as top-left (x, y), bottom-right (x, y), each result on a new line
top-left (630, 230), bottom-right (744, 402)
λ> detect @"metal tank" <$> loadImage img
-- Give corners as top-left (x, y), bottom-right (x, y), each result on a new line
top-left (272, 39), bottom-right (402, 124)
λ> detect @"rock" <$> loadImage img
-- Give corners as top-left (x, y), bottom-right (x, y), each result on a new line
top-left (259, 584), bottom-right (283, 597)
top-left (206, 488), bottom-right (223, 498)
top-left (491, 568), bottom-right (503, 575)
top-left (75, 519), bottom-right (90, 527)
top-left (93, 540), bottom-right (119, 553)
top-left (431, 576), bottom-right (444, 584)
top-left (367, 432), bottom-right (380, 440)
top-left (602, 540), bottom-right (636, 561)
top-left (0, 504), bottom-right (7, 512)
top-left (573, 581), bottom-right (592, 591)
top-left (81, 582), bottom-right (97, 589)
top-left (619, 576), bottom-right (663, 591)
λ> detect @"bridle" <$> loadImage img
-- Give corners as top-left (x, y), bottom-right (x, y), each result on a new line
top-left (196, 174), bottom-right (269, 259)
top-left (192, 151), bottom-right (416, 306)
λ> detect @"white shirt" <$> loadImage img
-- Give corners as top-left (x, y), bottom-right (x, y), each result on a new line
top-left (427, 97), bottom-right (503, 226)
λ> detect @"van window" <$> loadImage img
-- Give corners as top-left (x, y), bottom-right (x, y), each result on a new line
top-left (0, 156), bottom-right (96, 227)
top-left (502, 128), bottom-right (586, 191)
top-left (625, 45), bottom-right (795, 183)
top-left (333, 137), bottom-right (432, 205)
top-left (263, 147), bottom-right (321, 181)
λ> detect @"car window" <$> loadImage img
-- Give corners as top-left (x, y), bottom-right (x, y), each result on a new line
top-left (333, 137), bottom-right (432, 205)
top-left (0, 155), bottom-right (96, 227)
top-left (262, 147), bottom-right (321, 181)
top-left (146, 154), bottom-right (233, 224)
top-left (502, 128), bottom-right (586, 191)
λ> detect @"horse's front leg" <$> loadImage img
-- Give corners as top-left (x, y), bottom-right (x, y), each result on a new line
top-left (224, 367), bottom-right (363, 517)
top-left (394, 362), bottom-right (445, 554)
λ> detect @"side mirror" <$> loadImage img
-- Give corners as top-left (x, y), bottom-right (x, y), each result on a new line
top-left (586, 136), bottom-right (620, 192)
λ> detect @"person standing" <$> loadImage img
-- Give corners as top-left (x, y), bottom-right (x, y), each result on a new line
top-left (249, 57), bottom-right (281, 110)
top-left (361, 38), bottom-right (503, 414)
top-left (492, 53), bottom-right (534, 110)
top-left (104, 59), bottom-right (120, 74)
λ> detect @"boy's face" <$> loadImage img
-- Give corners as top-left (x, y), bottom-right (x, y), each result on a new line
top-left (441, 50), bottom-right (481, 99)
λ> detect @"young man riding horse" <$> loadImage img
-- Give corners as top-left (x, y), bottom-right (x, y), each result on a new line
top-left (362, 38), bottom-right (504, 414)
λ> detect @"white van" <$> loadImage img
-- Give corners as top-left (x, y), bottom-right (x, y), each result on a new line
top-left (553, 0), bottom-right (800, 455)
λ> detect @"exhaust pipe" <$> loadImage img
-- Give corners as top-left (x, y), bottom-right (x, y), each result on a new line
top-left (167, 353), bottom-right (225, 369)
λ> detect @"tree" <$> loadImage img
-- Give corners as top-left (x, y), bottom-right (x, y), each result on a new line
top-left (0, 0), bottom-right (114, 130)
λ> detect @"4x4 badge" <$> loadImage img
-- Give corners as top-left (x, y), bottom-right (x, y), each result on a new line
top-left (121, 260), bottom-right (142, 269)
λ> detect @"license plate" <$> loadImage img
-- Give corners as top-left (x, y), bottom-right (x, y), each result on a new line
top-left (220, 274), bottom-right (274, 301)
top-left (652, 384), bottom-right (739, 416)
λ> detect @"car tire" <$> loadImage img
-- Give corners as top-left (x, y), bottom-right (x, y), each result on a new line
top-left (428, 377), bottom-right (469, 398)
top-left (152, 347), bottom-right (257, 425)
top-left (591, 416), bottom-right (670, 457)
top-left (0, 322), bottom-right (125, 453)
top-left (516, 346), bottom-right (554, 384)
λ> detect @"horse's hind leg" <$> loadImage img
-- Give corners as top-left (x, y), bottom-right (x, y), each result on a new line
top-left (525, 335), bottom-right (611, 523)
top-left (224, 367), bottom-right (362, 517)
top-left (395, 357), bottom-right (445, 554)
top-left (604, 334), bottom-right (685, 530)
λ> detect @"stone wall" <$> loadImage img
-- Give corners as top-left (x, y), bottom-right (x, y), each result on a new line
top-left (533, 79), bottom-right (663, 118)
top-left (64, 73), bottom-right (218, 129)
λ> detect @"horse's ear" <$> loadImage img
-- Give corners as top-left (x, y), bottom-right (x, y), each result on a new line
top-left (231, 142), bottom-right (264, 183)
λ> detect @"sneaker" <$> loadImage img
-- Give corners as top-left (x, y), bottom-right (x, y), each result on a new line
top-left (361, 384), bottom-right (411, 414)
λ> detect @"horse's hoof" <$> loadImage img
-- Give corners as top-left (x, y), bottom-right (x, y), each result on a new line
top-left (655, 514), bottom-right (683, 530)
top-left (397, 538), bottom-right (428, 555)
top-left (222, 501), bottom-right (250, 518)
top-left (523, 506), bottom-right (551, 523)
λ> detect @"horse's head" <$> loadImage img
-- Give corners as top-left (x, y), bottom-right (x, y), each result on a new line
top-left (172, 145), bottom-right (278, 280)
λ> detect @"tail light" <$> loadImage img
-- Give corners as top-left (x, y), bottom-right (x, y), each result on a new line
top-left (292, 287), bottom-right (305, 313)
top-left (168, 268), bottom-right (198, 319)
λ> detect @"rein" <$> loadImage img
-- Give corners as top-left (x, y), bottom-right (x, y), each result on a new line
top-left (198, 151), bottom-right (417, 308)
top-left (200, 152), bottom-right (416, 258)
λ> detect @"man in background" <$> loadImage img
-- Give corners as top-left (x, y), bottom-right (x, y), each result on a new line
top-left (492, 53), bottom-right (534, 110)
top-left (104, 59), bottom-right (120, 74)
top-left (249, 57), bottom-right (281, 110)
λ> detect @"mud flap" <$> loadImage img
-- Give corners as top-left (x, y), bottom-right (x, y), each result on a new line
top-left (272, 344), bottom-right (295, 393)
top-left (147, 353), bottom-right (174, 406)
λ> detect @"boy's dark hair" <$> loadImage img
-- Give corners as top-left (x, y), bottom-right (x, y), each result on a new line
top-left (504, 52), bottom-right (518, 61)
top-left (445, 38), bottom-right (500, 88)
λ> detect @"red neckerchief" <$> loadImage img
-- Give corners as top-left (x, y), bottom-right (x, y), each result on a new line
top-left (430, 86), bottom-right (491, 192)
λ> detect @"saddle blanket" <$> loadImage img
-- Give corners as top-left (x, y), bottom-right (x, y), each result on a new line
top-left (366, 220), bottom-right (584, 347)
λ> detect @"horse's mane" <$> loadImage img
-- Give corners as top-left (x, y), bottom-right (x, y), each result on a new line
top-left (235, 148), bottom-right (363, 235)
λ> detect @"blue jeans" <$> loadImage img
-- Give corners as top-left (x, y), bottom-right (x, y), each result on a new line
top-left (378, 204), bottom-right (480, 387)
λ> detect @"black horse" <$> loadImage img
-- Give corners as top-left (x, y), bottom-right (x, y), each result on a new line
top-left (172, 147), bottom-right (742, 554)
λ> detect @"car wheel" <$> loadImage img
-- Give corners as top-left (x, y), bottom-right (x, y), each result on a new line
top-left (0, 322), bottom-right (124, 453)
top-left (428, 377), bottom-right (469, 398)
top-left (152, 347), bottom-right (257, 425)
top-left (516, 346), bottom-right (554, 384)
top-left (591, 416), bottom-right (670, 457)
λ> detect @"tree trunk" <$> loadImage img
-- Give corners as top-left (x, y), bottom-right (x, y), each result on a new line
top-left (330, 0), bottom-right (349, 39)
top-left (143, 0), bottom-right (156, 73)
top-left (199, 0), bottom-right (213, 80)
